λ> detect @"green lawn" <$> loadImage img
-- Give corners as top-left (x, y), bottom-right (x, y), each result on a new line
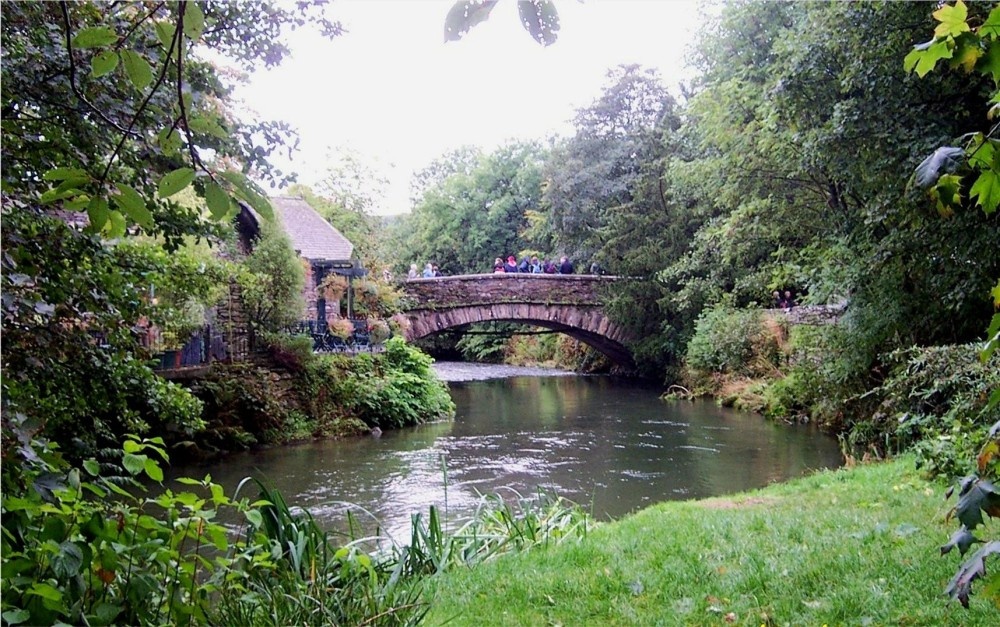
top-left (424, 459), bottom-right (998, 626)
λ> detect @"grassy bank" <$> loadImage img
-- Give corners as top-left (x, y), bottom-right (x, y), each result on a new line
top-left (424, 458), bottom-right (998, 625)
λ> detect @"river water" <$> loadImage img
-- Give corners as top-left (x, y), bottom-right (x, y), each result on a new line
top-left (174, 362), bottom-right (842, 538)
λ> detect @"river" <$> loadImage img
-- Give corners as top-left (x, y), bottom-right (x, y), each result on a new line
top-left (173, 362), bottom-right (843, 538)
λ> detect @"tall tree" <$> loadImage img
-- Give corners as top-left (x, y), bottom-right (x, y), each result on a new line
top-left (398, 141), bottom-right (547, 275)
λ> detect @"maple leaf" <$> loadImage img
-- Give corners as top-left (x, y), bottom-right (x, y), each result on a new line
top-left (934, 0), bottom-right (971, 39)
top-left (944, 541), bottom-right (1000, 607)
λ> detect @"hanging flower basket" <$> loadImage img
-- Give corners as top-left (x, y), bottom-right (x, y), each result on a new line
top-left (320, 274), bottom-right (349, 302)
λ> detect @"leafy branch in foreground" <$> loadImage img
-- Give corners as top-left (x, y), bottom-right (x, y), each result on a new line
top-left (904, 0), bottom-right (1000, 607)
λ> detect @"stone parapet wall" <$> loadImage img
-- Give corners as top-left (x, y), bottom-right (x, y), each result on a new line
top-left (402, 274), bottom-right (617, 309)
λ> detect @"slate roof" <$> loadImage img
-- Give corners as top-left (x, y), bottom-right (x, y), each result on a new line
top-left (270, 196), bottom-right (354, 262)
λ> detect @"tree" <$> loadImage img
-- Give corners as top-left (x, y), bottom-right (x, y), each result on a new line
top-left (398, 141), bottom-right (547, 275)
top-left (1, 1), bottom-right (341, 458)
top-left (237, 220), bottom-right (306, 340)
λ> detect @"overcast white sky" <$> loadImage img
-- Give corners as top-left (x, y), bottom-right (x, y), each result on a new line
top-left (237, 0), bottom-right (709, 215)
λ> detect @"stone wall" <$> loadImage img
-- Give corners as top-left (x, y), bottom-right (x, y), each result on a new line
top-left (401, 273), bottom-right (615, 309)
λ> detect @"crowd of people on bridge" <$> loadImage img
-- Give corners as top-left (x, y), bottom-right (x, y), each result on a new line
top-left (405, 255), bottom-right (595, 280)
top-left (491, 255), bottom-right (574, 275)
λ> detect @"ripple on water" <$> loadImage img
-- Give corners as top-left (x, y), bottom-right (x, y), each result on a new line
top-left (431, 361), bottom-right (576, 382)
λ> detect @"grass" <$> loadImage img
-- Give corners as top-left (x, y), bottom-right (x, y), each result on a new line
top-left (423, 458), bottom-right (999, 626)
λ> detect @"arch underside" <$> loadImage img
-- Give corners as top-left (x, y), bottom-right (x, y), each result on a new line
top-left (404, 304), bottom-right (634, 368)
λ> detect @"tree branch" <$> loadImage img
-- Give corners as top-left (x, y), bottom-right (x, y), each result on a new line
top-left (60, 1), bottom-right (136, 137)
top-left (100, 5), bottom-right (180, 184)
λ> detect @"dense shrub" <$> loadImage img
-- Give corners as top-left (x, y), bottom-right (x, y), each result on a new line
top-left (865, 344), bottom-right (999, 479)
top-left (684, 303), bottom-right (781, 377)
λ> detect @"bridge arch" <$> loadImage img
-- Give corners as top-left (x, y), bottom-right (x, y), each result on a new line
top-left (400, 274), bottom-right (634, 368)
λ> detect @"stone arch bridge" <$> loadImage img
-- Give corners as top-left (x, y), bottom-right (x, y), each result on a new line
top-left (400, 274), bottom-right (635, 368)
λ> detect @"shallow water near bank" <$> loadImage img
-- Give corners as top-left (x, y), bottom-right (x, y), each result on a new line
top-left (172, 362), bottom-right (843, 538)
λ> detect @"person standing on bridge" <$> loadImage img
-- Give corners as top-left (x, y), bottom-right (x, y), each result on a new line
top-left (504, 256), bottom-right (518, 273)
top-left (407, 263), bottom-right (419, 280)
top-left (493, 257), bottom-right (505, 273)
top-left (558, 256), bottom-right (574, 274)
top-left (422, 262), bottom-right (434, 278)
top-left (531, 256), bottom-right (542, 273)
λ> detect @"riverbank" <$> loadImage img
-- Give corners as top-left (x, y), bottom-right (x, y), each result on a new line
top-left (423, 457), bottom-right (997, 625)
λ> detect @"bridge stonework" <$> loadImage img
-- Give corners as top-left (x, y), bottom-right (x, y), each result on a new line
top-left (400, 274), bottom-right (634, 368)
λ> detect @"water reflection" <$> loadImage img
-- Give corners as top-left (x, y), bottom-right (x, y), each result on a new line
top-left (171, 366), bottom-right (843, 537)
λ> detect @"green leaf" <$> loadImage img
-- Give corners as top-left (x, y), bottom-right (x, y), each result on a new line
top-left (155, 21), bottom-right (176, 49)
top-left (122, 439), bottom-right (141, 454)
top-left (444, 0), bottom-right (500, 42)
top-left (93, 602), bottom-right (123, 625)
top-left (43, 167), bottom-right (89, 182)
top-left (970, 169), bottom-right (1000, 214)
top-left (949, 33), bottom-right (983, 72)
top-left (64, 195), bottom-right (91, 211)
top-left (183, 1), bottom-right (206, 41)
top-left (967, 135), bottom-right (995, 170)
top-left (975, 40), bottom-right (1000, 84)
top-left (143, 457), bottom-right (164, 482)
top-left (219, 171), bottom-right (273, 220)
top-left (188, 113), bottom-right (227, 138)
top-left (91, 50), bottom-right (119, 77)
top-left (982, 7), bottom-right (1000, 39)
top-left (82, 459), bottom-right (100, 476)
top-left (991, 279), bottom-right (1000, 307)
top-left (105, 209), bottom-right (127, 238)
top-left (933, 0), bottom-right (971, 39)
top-left (51, 541), bottom-right (84, 579)
top-left (158, 167), bottom-right (196, 198)
top-left (157, 127), bottom-right (183, 156)
top-left (906, 39), bottom-right (955, 78)
top-left (122, 453), bottom-right (147, 476)
top-left (2, 610), bottom-right (30, 625)
top-left (518, 0), bottom-right (560, 47)
top-left (245, 509), bottom-right (264, 528)
top-left (113, 183), bottom-right (154, 229)
top-left (86, 197), bottom-right (110, 232)
top-left (205, 181), bottom-right (232, 219)
top-left (983, 312), bottom-right (1000, 362)
top-left (121, 50), bottom-right (153, 90)
top-left (175, 477), bottom-right (202, 486)
top-left (931, 174), bottom-right (963, 216)
top-left (73, 26), bottom-right (118, 49)
top-left (26, 582), bottom-right (63, 602)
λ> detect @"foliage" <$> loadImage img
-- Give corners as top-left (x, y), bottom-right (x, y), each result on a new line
top-left (319, 272), bottom-right (349, 302)
top-left (0, 0), bottom-right (337, 461)
top-left (901, 1), bottom-right (1000, 607)
top-left (368, 319), bottom-right (392, 345)
top-left (236, 218), bottom-right (305, 340)
top-left (444, 0), bottom-right (559, 47)
top-left (397, 140), bottom-right (547, 276)
top-left (261, 331), bottom-right (315, 373)
top-left (211, 479), bottom-right (428, 626)
top-left (1, 1), bottom-right (343, 240)
top-left (684, 303), bottom-right (779, 378)
top-left (328, 318), bottom-right (355, 340)
top-left (456, 323), bottom-right (515, 363)
top-left (402, 490), bottom-right (592, 578)
top-left (872, 345), bottom-right (1000, 480)
top-left (0, 210), bottom-right (206, 460)
top-left (1, 434), bottom-right (249, 626)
